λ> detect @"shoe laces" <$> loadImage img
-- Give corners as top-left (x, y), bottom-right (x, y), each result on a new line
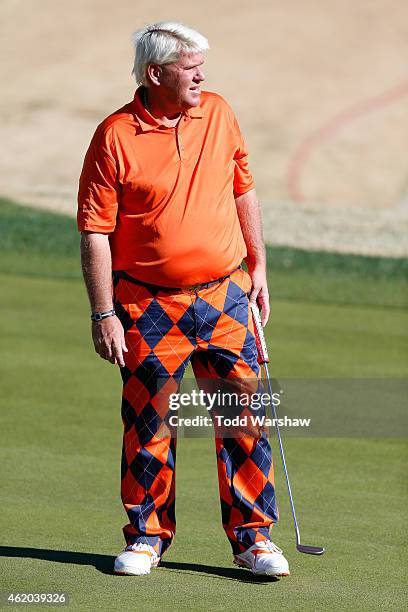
top-left (263, 540), bottom-right (283, 554)
top-left (126, 542), bottom-right (158, 559)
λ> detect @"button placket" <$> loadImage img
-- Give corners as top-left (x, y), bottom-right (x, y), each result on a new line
top-left (176, 122), bottom-right (186, 161)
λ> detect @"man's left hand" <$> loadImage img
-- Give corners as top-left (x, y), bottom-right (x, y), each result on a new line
top-left (248, 266), bottom-right (270, 326)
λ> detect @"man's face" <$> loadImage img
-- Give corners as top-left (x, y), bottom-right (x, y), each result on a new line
top-left (158, 52), bottom-right (205, 110)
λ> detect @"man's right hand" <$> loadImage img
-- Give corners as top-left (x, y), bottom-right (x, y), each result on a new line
top-left (91, 316), bottom-right (128, 367)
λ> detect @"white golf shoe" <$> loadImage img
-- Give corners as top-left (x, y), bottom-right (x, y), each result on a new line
top-left (114, 542), bottom-right (160, 575)
top-left (233, 540), bottom-right (290, 576)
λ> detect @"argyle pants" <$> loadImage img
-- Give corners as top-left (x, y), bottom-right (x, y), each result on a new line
top-left (113, 267), bottom-right (278, 557)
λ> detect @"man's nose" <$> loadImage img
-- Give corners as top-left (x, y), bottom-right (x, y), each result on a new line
top-left (195, 67), bottom-right (205, 82)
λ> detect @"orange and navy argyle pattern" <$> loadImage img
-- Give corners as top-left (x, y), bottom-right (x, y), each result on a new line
top-left (113, 267), bottom-right (278, 556)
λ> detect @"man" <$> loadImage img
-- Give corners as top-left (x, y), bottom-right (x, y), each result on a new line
top-left (77, 21), bottom-right (289, 578)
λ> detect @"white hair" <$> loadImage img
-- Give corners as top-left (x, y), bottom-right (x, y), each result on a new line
top-left (132, 21), bottom-right (209, 86)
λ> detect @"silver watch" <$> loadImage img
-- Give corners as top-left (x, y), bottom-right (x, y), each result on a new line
top-left (91, 308), bottom-right (116, 322)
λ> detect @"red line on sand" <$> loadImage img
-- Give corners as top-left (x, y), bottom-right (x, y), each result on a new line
top-left (287, 81), bottom-right (408, 203)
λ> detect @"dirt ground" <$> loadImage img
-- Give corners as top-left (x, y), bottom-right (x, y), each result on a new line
top-left (1, 0), bottom-right (407, 256)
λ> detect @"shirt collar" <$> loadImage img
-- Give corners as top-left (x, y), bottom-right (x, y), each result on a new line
top-left (132, 86), bottom-right (203, 131)
top-left (132, 87), bottom-right (160, 132)
top-left (185, 105), bottom-right (204, 119)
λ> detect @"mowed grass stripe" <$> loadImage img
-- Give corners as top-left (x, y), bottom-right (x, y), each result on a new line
top-left (1, 197), bottom-right (407, 308)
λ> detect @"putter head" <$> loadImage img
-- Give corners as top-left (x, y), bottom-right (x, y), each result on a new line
top-left (296, 544), bottom-right (325, 555)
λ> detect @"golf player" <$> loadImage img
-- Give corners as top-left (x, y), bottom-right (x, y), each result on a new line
top-left (77, 21), bottom-right (290, 577)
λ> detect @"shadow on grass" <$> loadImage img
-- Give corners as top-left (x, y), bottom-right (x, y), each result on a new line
top-left (159, 560), bottom-right (278, 583)
top-left (0, 547), bottom-right (114, 574)
top-left (0, 546), bottom-right (278, 584)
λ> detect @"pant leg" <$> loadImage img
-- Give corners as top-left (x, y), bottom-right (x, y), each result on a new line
top-left (191, 268), bottom-right (279, 555)
top-left (113, 273), bottom-right (196, 556)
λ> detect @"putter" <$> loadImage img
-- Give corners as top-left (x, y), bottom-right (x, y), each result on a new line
top-left (250, 302), bottom-right (325, 556)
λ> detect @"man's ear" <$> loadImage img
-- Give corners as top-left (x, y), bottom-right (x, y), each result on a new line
top-left (146, 64), bottom-right (162, 86)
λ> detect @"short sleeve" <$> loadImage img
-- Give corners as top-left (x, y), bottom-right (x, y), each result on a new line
top-left (232, 114), bottom-right (255, 197)
top-left (77, 125), bottom-right (119, 233)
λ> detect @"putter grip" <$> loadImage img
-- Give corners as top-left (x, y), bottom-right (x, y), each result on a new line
top-left (250, 303), bottom-right (270, 364)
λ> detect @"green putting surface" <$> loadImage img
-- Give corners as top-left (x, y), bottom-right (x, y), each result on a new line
top-left (0, 200), bottom-right (407, 610)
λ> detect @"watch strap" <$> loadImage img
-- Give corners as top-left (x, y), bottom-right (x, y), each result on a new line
top-left (91, 308), bottom-right (116, 322)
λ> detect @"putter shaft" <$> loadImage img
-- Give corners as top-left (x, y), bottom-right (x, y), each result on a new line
top-left (250, 303), bottom-right (325, 556)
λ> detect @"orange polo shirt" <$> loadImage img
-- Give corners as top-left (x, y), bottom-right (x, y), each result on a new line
top-left (77, 88), bottom-right (255, 287)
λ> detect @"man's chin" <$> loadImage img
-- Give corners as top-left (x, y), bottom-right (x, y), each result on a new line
top-left (184, 93), bottom-right (201, 108)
